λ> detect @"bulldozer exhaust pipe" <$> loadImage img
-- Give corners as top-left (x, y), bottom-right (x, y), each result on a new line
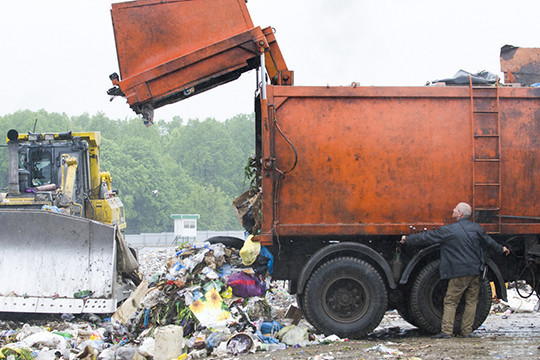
top-left (7, 130), bottom-right (20, 195)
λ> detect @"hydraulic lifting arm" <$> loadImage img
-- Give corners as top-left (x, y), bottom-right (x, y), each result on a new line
top-left (56, 154), bottom-right (80, 213)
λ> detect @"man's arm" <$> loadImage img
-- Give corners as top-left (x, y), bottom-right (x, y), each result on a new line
top-left (401, 226), bottom-right (449, 246)
top-left (480, 231), bottom-right (511, 256)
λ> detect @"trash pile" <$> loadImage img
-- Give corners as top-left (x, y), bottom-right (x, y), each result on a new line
top-left (491, 281), bottom-right (540, 314)
top-left (2, 238), bottom-right (537, 360)
top-left (0, 238), bottom-right (342, 360)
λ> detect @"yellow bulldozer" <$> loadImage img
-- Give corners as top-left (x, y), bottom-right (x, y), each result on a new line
top-left (0, 129), bottom-right (139, 314)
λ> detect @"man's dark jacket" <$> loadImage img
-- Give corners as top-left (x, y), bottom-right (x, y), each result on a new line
top-left (406, 218), bottom-right (504, 279)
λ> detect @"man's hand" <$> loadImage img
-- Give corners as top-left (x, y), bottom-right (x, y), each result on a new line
top-left (502, 246), bottom-right (510, 256)
top-left (401, 235), bottom-right (407, 244)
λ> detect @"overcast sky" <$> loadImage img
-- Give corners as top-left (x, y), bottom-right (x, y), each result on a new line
top-left (1, 0), bottom-right (539, 123)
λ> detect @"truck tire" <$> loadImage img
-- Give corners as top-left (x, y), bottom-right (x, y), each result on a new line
top-left (303, 257), bottom-right (387, 338)
top-left (296, 293), bottom-right (316, 327)
top-left (206, 236), bottom-right (245, 249)
top-left (396, 302), bottom-right (418, 327)
top-left (409, 259), bottom-right (492, 334)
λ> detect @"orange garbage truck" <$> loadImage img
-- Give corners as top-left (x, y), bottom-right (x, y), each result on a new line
top-left (108, 0), bottom-right (540, 337)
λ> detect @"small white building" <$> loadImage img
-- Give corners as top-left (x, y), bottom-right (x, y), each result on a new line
top-left (171, 214), bottom-right (200, 244)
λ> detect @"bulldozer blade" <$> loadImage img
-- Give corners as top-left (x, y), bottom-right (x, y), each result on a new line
top-left (0, 209), bottom-right (123, 313)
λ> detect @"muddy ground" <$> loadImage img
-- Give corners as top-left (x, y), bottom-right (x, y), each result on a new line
top-left (238, 311), bottom-right (540, 360)
top-left (2, 244), bottom-right (536, 360)
top-left (0, 310), bottom-right (536, 360)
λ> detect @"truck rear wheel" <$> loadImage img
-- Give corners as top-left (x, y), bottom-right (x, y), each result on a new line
top-left (303, 257), bottom-right (387, 338)
top-left (396, 301), bottom-right (418, 327)
top-left (409, 259), bottom-right (492, 334)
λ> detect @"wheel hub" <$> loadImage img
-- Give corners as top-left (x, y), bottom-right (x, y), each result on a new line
top-left (323, 277), bottom-right (369, 323)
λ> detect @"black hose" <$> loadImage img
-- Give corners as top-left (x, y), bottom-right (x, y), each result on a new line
top-left (274, 118), bottom-right (298, 175)
top-left (514, 265), bottom-right (536, 299)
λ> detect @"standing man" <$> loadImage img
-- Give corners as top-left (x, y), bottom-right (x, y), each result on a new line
top-left (401, 202), bottom-right (510, 338)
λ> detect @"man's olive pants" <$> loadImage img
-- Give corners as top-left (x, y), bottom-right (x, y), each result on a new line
top-left (441, 275), bottom-right (480, 335)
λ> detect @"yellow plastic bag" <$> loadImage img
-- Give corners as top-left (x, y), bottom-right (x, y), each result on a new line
top-left (221, 286), bottom-right (233, 299)
top-left (240, 235), bottom-right (261, 266)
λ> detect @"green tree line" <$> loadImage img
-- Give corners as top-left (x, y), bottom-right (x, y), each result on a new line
top-left (0, 110), bottom-right (255, 233)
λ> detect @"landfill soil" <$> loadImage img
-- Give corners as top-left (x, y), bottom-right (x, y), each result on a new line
top-left (238, 311), bottom-right (540, 360)
top-left (134, 247), bottom-right (540, 360)
top-left (0, 245), bottom-right (538, 360)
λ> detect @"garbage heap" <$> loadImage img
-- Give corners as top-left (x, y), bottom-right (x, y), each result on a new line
top-left (0, 239), bottom-right (340, 360)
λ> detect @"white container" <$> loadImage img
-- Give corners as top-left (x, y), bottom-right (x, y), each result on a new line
top-left (154, 325), bottom-right (184, 360)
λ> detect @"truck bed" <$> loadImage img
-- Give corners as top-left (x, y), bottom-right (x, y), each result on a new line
top-left (258, 85), bottom-right (540, 243)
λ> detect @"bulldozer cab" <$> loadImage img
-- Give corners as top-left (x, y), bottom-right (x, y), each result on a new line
top-left (12, 135), bottom-right (91, 214)
top-left (27, 148), bottom-right (53, 187)
top-left (2, 130), bottom-right (125, 229)
top-left (0, 130), bottom-right (136, 314)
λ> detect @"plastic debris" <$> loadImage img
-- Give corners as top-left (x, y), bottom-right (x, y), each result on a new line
top-left (0, 242), bottom-right (336, 360)
top-left (226, 333), bottom-right (255, 355)
top-left (205, 331), bottom-right (228, 350)
top-left (431, 69), bottom-right (498, 85)
top-left (0, 344), bottom-right (33, 360)
top-left (154, 325), bottom-right (183, 360)
top-left (240, 235), bottom-right (261, 266)
top-left (367, 343), bottom-right (404, 356)
top-left (278, 325), bottom-right (309, 346)
top-left (227, 271), bottom-right (266, 298)
top-left (21, 332), bottom-right (69, 351)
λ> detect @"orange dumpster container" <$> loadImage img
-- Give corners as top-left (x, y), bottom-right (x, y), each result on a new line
top-left (110, 0), bottom-right (268, 122)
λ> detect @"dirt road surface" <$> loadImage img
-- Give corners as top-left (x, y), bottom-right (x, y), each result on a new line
top-left (238, 311), bottom-right (539, 360)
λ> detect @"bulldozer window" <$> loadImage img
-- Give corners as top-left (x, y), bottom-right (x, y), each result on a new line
top-left (18, 153), bottom-right (27, 169)
top-left (30, 149), bottom-right (53, 186)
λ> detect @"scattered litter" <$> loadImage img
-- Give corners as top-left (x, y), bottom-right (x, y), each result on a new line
top-left (309, 354), bottom-right (335, 360)
top-left (154, 325), bottom-right (183, 360)
top-left (502, 309), bottom-right (513, 319)
top-left (240, 235), bottom-right (261, 266)
top-left (278, 325), bottom-right (309, 346)
top-left (499, 283), bottom-right (538, 313)
top-left (226, 332), bottom-right (255, 355)
top-left (2, 244), bottom-right (534, 359)
top-left (430, 69), bottom-right (498, 86)
top-left (367, 343), bottom-right (404, 356)
top-left (0, 243), bottom-right (320, 359)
